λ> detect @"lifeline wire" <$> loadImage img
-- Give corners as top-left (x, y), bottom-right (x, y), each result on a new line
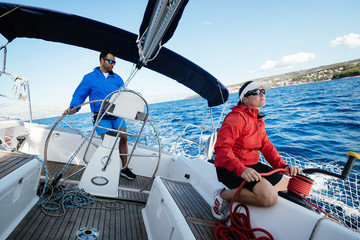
top-left (124, 63), bottom-right (139, 87)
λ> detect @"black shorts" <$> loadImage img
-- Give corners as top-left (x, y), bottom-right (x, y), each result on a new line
top-left (216, 162), bottom-right (283, 191)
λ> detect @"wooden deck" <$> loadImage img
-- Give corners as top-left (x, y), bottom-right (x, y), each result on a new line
top-left (0, 151), bottom-right (35, 179)
top-left (9, 188), bottom-right (148, 239)
top-left (9, 162), bottom-right (151, 240)
top-left (7, 161), bottom-right (217, 239)
top-left (162, 178), bottom-right (217, 240)
top-left (43, 161), bottom-right (153, 192)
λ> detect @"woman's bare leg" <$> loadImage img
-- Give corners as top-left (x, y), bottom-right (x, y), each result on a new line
top-left (221, 177), bottom-right (282, 207)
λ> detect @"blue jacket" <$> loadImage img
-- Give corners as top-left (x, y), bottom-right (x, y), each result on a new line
top-left (70, 67), bottom-right (124, 113)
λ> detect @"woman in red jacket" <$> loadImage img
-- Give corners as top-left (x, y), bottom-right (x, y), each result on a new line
top-left (211, 81), bottom-right (302, 220)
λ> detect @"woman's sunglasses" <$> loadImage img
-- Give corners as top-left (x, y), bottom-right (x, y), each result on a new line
top-left (244, 89), bottom-right (265, 97)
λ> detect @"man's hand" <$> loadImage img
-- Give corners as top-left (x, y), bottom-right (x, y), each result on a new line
top-left (62, 108), bottom-right (77, 116)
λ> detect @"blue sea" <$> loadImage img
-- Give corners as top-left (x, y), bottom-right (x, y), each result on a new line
top-left (34, 77), bottom-right (360, 171)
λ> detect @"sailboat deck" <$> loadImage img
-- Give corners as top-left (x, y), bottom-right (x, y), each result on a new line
top-left (43, 161), bottom-right (153, 191)
top-left (161, 178), bottom-right (217, 239)
top-left (0, 151), bottom-right (35, 179)
top-left (8, 161), bottom-right (217, 239)
top-left (9, 160), bottom-right (152, 240)
top-left (8, 183), bottom-right (148, 239)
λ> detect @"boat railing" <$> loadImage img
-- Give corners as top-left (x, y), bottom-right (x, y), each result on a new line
top-left (0, 41), bottom-right (33, 122)
top-left (175, 123), bottom-right (215, 159)
top-left (262, 152), bottom-right (360, 232)
top-left (0, 116), bottom-right (24, 121)
top-left (174, 104), bottom-right (227, 159)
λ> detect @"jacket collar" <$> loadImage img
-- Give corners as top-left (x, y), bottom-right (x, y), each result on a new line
top-left (231, 104), bottom-right (265, 119)
top-left (94, 67), bottom-right (114, 76)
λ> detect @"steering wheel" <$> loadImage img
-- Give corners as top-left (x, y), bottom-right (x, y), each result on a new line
top-left (43, 99), bottom-right (161, 192)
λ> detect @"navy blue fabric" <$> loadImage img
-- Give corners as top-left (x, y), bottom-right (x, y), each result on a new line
top-left (139, 0), bottom-right (189, 46)
top-left (0, 2), bottom-right (229, 107)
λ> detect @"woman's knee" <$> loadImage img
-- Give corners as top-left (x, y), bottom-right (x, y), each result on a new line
top-left (258, 193), bottom-right (278, 207)
top-left (253, 181), bottom-right (279, 207)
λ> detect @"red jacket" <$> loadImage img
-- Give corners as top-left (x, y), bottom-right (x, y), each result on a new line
top-left (214, 104), bottom-right (287, 176)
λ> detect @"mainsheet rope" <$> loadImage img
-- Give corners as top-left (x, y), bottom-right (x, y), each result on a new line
top-left (214, 168), bottom-right (339, 240)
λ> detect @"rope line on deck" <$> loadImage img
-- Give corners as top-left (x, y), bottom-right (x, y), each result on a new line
top-left (38, 184), bottom-right (130, 217)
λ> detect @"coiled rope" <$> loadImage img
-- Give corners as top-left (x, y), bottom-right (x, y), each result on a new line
top-left (38, 185), bottom-right (127, 217)
top-left (214, 168), bottom-right (337, 240)
top-left (0, 137), bottom-right (128, 218)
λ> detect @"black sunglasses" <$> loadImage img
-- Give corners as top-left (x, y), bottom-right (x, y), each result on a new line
top-left (103, 58), bottom-right (116, 65)
top-left (244, 89), bottom-right (265, 97)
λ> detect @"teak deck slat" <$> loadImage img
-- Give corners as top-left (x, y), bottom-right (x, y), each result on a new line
top-left (6, 158), bottom-right (215, 239)
top-left (43, 161), bottom-right (153, 192)
top-left (0, 151), bottom-right (35, 179)
top-left (8, 160), bottom-right (152, 240)
top-left (8, 185), bottom-right (149, 240)
top-left (161, 178), bottom-right (216, 240)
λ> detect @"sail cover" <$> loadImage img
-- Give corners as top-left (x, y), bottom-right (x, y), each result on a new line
top-left (139, 0), bottom-right (189, 46)
top-left (0, 2), bottom-right (229, 107)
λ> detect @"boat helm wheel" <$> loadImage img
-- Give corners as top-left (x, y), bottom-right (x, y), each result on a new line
top-left (43, 99), bottom-right (103, 183)
top-left (44, 98), bottom-right (161, 193)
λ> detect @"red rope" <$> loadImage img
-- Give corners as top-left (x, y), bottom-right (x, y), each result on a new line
top-left (213, 168), bottom-right (333, 240)
top-left (288, 174), bottom-right (313, 196)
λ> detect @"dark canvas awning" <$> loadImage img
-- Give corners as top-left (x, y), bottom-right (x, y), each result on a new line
top-left (0, 2), bottom-right (228, 106)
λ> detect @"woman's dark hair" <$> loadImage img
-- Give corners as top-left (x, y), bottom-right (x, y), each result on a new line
top-left (237, 81), bottom-right (253, 105)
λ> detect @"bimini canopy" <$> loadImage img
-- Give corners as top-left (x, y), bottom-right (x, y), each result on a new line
top-left (0, 2), bottom-right (229, 107)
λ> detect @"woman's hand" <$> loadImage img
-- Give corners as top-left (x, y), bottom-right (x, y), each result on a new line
top-left (284, 165), bottom-right (302, 176)
top-left (241, 168), bottom-right (262, 182)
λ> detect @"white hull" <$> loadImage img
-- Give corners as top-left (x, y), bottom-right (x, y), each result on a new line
top-left (0, 119), bottom-right (358, 239)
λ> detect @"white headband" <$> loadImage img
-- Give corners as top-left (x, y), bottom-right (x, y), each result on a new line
top-left (239, 81), bottom-right (271, 101)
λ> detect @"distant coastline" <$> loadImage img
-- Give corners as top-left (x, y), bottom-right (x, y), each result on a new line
top-left (186, 58), bottom-right (360, 98)
top-left (226, 58), bottom-right (360, 94)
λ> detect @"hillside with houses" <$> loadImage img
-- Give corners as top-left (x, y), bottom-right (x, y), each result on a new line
top-left (226, 58), bottom-right (360, 94)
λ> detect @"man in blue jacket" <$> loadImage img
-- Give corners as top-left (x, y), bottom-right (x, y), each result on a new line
top-left (63, 50), bottom-right (136, 180)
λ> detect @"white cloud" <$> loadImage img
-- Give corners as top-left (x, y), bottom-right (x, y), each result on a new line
top-left (261, 60), bottom-right (277, 70)
top-left (260, 52), bottom-right (316, 70)
top-left (330, 33), bottom-right (360, 48)
top-left (203, 21), bottom-right (213, 25)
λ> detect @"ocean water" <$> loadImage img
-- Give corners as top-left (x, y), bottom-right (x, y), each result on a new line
top-left (34, 77), bottom-right (360, 171)
top-left (32, 76), bottom-right (360, 231)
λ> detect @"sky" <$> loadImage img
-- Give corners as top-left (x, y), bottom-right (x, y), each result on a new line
top-left (1, 0), bottom-right (360, 118)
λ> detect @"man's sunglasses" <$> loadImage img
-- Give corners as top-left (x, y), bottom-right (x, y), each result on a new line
top-left (244, 89), bottom-right (265, 97)
top-left (103, 58), bottom-right (116, 65)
